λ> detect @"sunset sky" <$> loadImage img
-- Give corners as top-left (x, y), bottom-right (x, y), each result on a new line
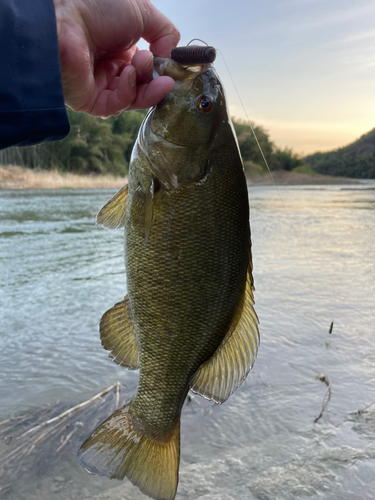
top-left (146, 0), bottom-right (375, 155)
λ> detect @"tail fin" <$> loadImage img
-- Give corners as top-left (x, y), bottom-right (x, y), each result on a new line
top-left (77, 404), bottom-right (180, 500)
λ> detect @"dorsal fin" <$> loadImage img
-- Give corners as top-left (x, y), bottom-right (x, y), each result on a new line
top-left (100, 296), bottom-right (140, 369)
top-left (189, 265), bottom-right (259, 404)
top-left (96, 184), bottom-right (128, 229)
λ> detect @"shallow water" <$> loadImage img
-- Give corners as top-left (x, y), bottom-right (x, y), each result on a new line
top-left (1, 184), bottom-right (375, 499)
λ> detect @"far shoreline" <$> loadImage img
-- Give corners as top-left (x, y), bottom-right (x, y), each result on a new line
top-left (246, 169), bottom-right (361, 186)
top-left (0, 165), bottom-right (128, 190)
top-left (0, 165), bottom-right (362, 190)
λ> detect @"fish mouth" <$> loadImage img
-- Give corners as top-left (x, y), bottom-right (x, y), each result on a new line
top-left (153, 57), bottom-right (208, 80)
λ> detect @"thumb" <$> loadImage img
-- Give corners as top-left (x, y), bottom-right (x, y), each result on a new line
top-left (140, 1), bottom-right (180, 57)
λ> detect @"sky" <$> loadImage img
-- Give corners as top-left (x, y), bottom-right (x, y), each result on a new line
top-left (141, 0), bottom-right (375, 155)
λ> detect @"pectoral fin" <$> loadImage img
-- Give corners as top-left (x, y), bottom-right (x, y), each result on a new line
top-left (96, 184), bottom-right (128, 229)
top-left (100, 296), bottom-right (140, 369)
top-left (190, 266), bottom-right (259, 404)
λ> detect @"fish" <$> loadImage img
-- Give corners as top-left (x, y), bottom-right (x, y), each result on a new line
top-left (77, 55), bottom-right (259, 500)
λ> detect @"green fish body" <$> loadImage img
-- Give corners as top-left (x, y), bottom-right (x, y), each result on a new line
top-left (78, 58), bottom-right (259, 500)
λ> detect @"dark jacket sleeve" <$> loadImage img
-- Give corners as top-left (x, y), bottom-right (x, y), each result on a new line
top-left (0, 0), bottom-right (70, 150)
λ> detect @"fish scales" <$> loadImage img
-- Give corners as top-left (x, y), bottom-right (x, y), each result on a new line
top-left (126, 146), bottom-right (250, 434)
top-left (78, 55), bottom-right (259, 500)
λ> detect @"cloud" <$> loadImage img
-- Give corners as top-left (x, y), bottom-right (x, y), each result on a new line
top-left (332, 29), bottom-right (375, 45)
top-left (293, 3), bottom-right (375, 31)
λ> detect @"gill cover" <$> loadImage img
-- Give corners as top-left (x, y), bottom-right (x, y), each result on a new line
top-left (136, 59), bottom-right (229, 189)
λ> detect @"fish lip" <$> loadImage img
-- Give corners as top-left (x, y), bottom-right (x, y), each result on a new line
top-left (153, 57), bottom-right (210, 79)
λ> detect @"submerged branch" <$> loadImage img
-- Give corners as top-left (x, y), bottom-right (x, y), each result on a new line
top-left (289, 363), bottom-right (332, 424)
top-left (314, 374), bottom-right (332, 424)
top-left (20, 382), bottom-right (120, 437)
top-left (0, 382), bottom-right (128, 495)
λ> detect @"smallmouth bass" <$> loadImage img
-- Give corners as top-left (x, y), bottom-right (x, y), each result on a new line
top-left (78, 55), bottom-right (259, 500)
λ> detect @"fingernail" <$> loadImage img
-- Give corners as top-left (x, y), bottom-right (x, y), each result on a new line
top-left (129, 68), bottom-right (136, 87)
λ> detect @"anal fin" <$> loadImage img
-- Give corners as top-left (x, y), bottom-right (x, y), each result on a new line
top-left (189, 266), bottom-right (259, 404)
top-left (100, 296), bottom-right (139, 369)
top-left (96, 184), bottom-right (128, 229)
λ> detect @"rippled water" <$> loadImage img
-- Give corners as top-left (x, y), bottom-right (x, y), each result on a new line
top-left (1, 184), bottom-right (375, 499)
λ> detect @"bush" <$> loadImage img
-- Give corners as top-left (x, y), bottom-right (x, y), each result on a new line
top-left (273, 147), bottom-right (303, 171)
top-left (292, 165), bottom-right (316, 175)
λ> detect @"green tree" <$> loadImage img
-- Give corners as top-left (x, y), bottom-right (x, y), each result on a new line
top-left (304, 128), bottom-right (375, 179)
top-left (109, 110), bottom-right (147, 163)
top-left (306, 151), bottom-right (375, 179)
top-left (272, 147), bottom-right (303, 171)
top-left (4, 108), bottom-right (147, 175)
top-left (232, 119), bottom-right (274, 168)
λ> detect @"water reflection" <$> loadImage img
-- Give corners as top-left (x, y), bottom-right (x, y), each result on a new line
top-left (1, 185), bottom-right (375, 499)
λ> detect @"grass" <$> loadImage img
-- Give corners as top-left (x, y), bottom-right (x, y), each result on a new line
top-left (292, 164), bottom-right (317, 175)
top-left (0, 165), bottom-right (127, 190)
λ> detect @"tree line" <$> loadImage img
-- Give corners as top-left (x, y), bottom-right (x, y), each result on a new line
top-left (304, 129), bottom-right (375, 179)
top-left (232, 119), bottom-right (303, 172)
top-left (0, 108), bottom-right (307, 176)
top-left (304, 152), bottom-right (375, 179)
top-left (2, 109), bottom-right (374, 179)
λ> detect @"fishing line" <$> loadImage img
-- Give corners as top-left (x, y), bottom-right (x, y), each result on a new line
top-left (217, 49), bottom-right (318, 285)
top-left (187, 38), bottom-right (209, 46)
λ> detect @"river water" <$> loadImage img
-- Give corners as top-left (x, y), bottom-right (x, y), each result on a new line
top-left (1, 184), bottom-right (375, 499)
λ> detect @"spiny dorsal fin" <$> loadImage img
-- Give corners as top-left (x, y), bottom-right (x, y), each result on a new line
top-left (96, 184), bottom-right (128, 229)
top-left (189, 266), bottom-right (259, 404)
top-left (100, 296), bottom-right (140, 369)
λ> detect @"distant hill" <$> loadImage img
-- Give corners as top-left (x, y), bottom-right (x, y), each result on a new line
top-left (304, 129), bottom-right (375, 179)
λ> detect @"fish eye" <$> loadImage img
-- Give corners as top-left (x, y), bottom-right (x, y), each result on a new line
top-left (197, 96), bottom-right (213, 113)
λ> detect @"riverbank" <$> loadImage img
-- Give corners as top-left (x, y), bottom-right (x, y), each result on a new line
top-left (246, 169), bottom-right (360, 185)
top-left (0, 166), bottom-right (127, 190)
top-left (0, 165), bottom-right (360, 190)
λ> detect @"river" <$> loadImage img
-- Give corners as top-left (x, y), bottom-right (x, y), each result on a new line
top-left (1, 184), bottom-right (375, 499)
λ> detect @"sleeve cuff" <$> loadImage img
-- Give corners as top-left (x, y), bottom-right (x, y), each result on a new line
top-left (0, 108), bottom-right (70, 149)
top-left (0, 0), bottom-right (70, 149)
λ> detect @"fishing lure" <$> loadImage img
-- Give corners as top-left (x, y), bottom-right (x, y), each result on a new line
top-left (171, 45), bottom-right (216, 65)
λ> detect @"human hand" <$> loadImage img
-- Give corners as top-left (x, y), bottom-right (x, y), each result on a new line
top-left (54, 0), bottom-right (180, 117)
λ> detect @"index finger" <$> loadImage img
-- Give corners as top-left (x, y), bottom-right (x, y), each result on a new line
top-left (140, 1), bottom-right (180, 57)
